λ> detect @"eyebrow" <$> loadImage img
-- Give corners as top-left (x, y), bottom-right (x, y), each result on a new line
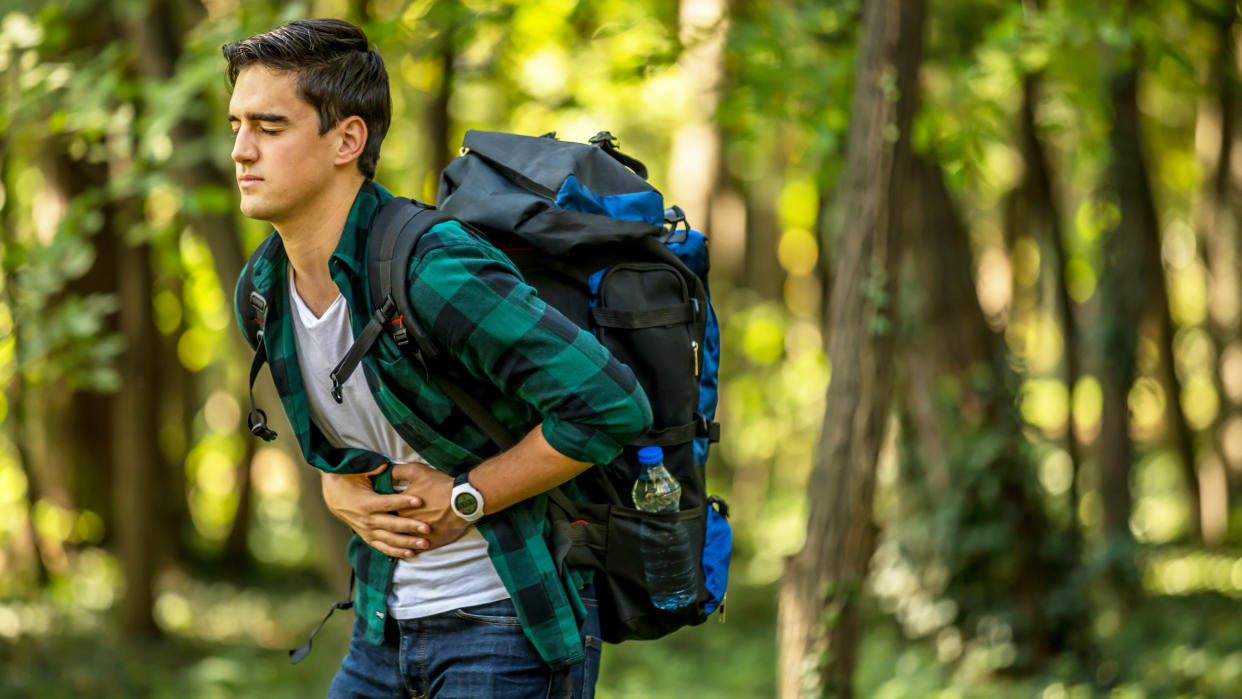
top-left (227, 112), bottom-right (291, 124)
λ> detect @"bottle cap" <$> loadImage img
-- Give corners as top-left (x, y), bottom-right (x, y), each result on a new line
top-left (637, 446), bottom-right (663, 465)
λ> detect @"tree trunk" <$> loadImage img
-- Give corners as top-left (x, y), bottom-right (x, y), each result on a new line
top-left (1016, 71), bottom-right (1085, 522)
top-left (222, 438), bottom-right (257, 566)
top-left (30, 144), bottom-right (116, 573)
top-left (1106, 43), bottom-right (1201, 542)
top-left (48, 148), bottom-right (118, 547)
top-left (668, 0), bottom-right (750, 296)
top-left (111, 202), bottom-right (162, 639)
top-left (1156, 294), bottom-right (1202, 540)
top-left (131, 0), bottom-right (262, 569)
top-left (743, 157), bottom-right (787, 300)
top-left (154, 311), bottom-right (192, 567)
top-left (1096, 57), bottom-right (1167, 573)
top-left (425, 5), bottom-right (456, 195)
top-left (0, 142), bottom-right (49, 589)
top-left (777, 1), bottom-right (925, 696)
top-left (22, 3), bottom-right (121, 572)
top-left (670, 0), bottom-right (729, 237)
top-left (900, 153), bottom-right (1086, 670)
top-left (1193, 11), bottom-right (1240, 545)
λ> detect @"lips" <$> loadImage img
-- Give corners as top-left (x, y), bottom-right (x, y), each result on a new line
top-left (238, 175), bottom-right (263, 187)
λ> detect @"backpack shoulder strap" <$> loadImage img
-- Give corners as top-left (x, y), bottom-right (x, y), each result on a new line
top-left (368, 197), bottom-right (448, 364)
top-left (327, 197), bottom-right (521, 456)
top-left (369, 198), bottom-right (520, 454)
top-left (327, 197), bottom-right (447, 401)
top-left (238, 233), bottom-right (282, 442)
top-left (236, 233), bottom-right (281, 349)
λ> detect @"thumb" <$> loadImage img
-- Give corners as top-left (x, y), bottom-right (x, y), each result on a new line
top-left (390, 461), bottom-right (433, 479)
top-left (361, 462), bottom-right (390, 477)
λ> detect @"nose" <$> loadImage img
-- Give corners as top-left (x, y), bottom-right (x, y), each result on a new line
top-left (232, 126), bottom-right (257, 166)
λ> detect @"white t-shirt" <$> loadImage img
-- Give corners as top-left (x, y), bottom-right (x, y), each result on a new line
top-left (287, 266), bottom-right (509, 619)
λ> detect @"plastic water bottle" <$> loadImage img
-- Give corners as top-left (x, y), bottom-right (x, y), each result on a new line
top-left (631, 446), bottom-right (696, 610)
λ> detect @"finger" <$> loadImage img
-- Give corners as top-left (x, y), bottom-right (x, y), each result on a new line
top-left (366, 538), bottom-right (416, 558)
top-left (368, 513), bottom-right (430, 535)
top-left (388, 514), bottom-right (432, 535)
top-left (393, 509), bottom-right (431, 530)
top-left (357, 493), bottom-right (421, 514)
top-left (372, 530), bottom-right (430, 552)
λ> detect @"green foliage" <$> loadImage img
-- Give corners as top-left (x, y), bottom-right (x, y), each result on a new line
top-left (722, 0), bottom-right (857, 182)
top-left (3, 0), bottom-right (1242, 695)
top-left (879, 392), bottom-right (1088, 673)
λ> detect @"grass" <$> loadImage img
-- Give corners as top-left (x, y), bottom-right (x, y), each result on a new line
top-left (4, 570), bottom-right (1242, 698)
top-left (0, 575), bottom-right (775, 698)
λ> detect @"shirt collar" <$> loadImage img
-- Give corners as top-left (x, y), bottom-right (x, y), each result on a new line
top-left (330, 180), bottom-right (396, 277)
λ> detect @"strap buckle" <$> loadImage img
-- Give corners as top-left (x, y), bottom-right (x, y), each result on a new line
top-left (588, 131), bottom-right (618, 148)
top-left (248, 409), bottom-right (278, 441)
top-left (661, 206), bottom-right (690, 245)
top-left (379, 297), bottom-right (411, 347)
top-left (249, 291), bottom-right (269, 341)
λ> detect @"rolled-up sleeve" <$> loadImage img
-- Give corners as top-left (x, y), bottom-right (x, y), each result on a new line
top-left (409, 222), bottom-right (652, 465)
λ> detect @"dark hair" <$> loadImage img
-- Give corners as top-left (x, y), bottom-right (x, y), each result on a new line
top-left (222, 18), bottom-right (390, 179)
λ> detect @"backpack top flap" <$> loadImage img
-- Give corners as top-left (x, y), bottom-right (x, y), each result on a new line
top-left (462, 130), bottom-right (653, 198)
top-left (438, 131), bottom-right (666, 255)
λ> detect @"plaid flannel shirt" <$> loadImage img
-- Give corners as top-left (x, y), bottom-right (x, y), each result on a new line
top-left (233, 181), bottom-right (652, 670)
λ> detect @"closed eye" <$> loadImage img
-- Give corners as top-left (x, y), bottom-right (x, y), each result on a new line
top-left (231, 128), bottom-right (279, 137)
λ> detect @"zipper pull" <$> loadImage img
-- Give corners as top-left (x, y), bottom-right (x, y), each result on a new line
top-left (718, 594), bottom-right (726, 624)
top-left (692, 340), bottom-right (701, 377)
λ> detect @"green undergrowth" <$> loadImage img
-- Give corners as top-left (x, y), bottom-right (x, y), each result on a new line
top-left (3, 572), bottom-right (1242, 698)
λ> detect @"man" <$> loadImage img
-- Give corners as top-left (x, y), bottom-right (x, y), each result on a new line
top-left (223, 18), bottom-right (651, 698)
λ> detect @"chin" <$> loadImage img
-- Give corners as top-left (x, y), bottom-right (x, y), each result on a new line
top-left (238, 195), bottom-right (276, 223)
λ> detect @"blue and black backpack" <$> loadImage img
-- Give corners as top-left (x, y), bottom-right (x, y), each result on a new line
top-left (246, 130), bottom-right (730, 644)
top-left (437, 130), bottom-right (728, 642)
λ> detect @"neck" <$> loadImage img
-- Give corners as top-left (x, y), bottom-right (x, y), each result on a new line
top-left (274, 174), bottom-right (366, 298)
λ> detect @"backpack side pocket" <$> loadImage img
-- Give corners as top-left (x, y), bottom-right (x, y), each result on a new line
top-left (588, 262), bottom-right (704, 508)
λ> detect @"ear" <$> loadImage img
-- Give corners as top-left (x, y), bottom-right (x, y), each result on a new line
top-left (334, 115), bottom-right (368, 168)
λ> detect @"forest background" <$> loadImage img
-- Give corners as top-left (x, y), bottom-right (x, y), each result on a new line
top-left (4, 0), bottom-right (1242, 697)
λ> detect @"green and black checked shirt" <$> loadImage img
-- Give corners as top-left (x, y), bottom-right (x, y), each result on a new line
top-left (233, 181), bottom-right (652, 670)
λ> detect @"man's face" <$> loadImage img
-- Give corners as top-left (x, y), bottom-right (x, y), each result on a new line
top-left (228, 66), bottom-right (337, 225)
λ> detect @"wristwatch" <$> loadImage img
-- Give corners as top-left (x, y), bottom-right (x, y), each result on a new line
top-left (451, 472), bottom-right (486, 523)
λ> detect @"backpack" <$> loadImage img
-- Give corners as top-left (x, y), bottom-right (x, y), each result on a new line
top-left (240, 130), bottom-right (730, 645)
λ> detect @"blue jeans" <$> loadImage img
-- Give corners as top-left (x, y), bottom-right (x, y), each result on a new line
top-left (326, 588), bottom-right (602, 699)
